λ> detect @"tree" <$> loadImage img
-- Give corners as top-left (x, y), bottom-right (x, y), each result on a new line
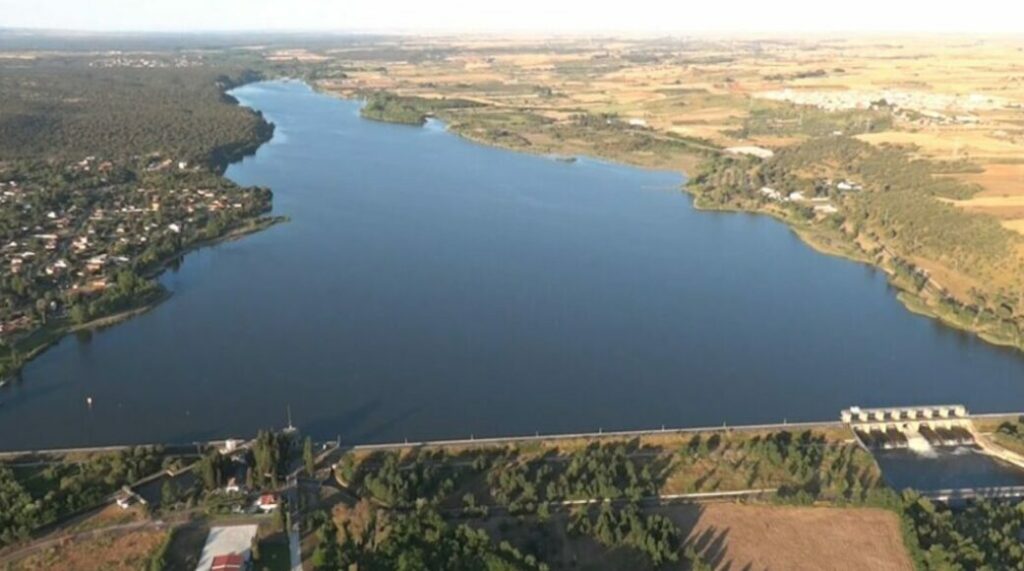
top-left (312, 518), bottom-right (341, 570)
top-left (34, 298), bottom-right (48, 324)
top-left (161, 479), bottom-right (178, 509)
top-left (252, 430), bottom-right (285, 488)
top-left (275, 497), bottom-right (288, 532)
top-left (69, 304), bottom-right (89, 325)
top-left (304, 436), bottom-right (315, 476)
top-left (197, 451), bottom-right (223, 491)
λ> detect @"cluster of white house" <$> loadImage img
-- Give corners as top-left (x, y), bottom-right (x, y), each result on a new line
top-left (755, 88), bottom-right (1007, 115)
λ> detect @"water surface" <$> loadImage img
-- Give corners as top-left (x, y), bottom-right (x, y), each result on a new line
top-left (3, 80), bottom-right (1024, 451)
top-left (875, 447), bottom-right (1024, 491)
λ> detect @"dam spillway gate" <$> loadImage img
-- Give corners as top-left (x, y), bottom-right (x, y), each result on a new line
top-left (841, 405), bottom-right (973, 450)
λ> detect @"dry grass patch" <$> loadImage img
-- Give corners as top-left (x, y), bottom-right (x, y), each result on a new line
top-left (665, 503), bottom-right (913, 571)
top-left (963, 163), bottom-right (1024, 197)
top-left (8, 527), bottom-right (168, 571)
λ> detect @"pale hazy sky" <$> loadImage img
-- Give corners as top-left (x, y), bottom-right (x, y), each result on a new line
top-left (1, 0), bottom-right (1022, 34)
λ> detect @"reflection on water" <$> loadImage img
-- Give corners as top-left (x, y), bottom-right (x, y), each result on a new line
top-left (6, 80), bottom-right (1024, 451)
top-left (874, 446), bottom-right (1024, 491)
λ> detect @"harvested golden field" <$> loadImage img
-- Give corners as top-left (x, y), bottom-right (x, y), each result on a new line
top-left (857, 130), bottom-right (1024, 161)
top-left (964, 163), bottom-right (1024, 197)
top-left (467, 503), bottom-right (912, 571)
top-left (1004, 219), bottom-right (1024, 234)
top-left (664, 503), bottom-right (913, 571)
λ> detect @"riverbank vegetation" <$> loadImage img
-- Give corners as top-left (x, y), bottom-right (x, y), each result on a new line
top-left (360, 92), bottom-right (482, 125)
top-left (0, 55), bottom-right (278, 380)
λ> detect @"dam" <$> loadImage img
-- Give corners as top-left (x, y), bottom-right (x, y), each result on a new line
top-left (842, 405), bottom-right (973, 450)
top-left (843, 405), bottom-right (1024, 497)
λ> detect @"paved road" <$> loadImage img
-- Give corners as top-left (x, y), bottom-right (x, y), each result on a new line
top-left (346, 420), bottom-right (847, 453)
top-left (289, 526), bottom-right (303, 571)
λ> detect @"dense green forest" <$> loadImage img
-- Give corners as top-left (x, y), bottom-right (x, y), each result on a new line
top-left (901, 492), bottom-right (1024, 570)
top-left (0, 60), bottom-right (271, 167)
top-left (310, 506), bottom-right (550, 571)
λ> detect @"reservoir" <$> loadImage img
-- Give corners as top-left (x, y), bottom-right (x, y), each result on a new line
top-left (4, 80), bottom-right (1024, 451)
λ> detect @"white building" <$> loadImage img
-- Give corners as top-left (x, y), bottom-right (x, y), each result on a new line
top-left (759, 186), bottom-right (783, 201)
top-left (726, 146), bottom-right (775, 159)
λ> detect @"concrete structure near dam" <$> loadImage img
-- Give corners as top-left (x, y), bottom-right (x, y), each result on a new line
top-left (841, 405), bottom-right (972, 450)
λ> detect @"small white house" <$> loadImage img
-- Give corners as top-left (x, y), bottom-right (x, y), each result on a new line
top-left (759, 186), bottom-right (783, 201)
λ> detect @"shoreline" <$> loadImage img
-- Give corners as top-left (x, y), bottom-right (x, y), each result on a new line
top-left (687, 192), bottom-right (1024, 353)
top-left (313, 80), bottom-right (1024, 356)
top-left (0, 215), bottom-right (288, 382)
top-left (0, 72), bottom-right (285, 382)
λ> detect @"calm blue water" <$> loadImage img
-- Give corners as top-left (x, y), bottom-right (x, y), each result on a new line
top-left (875, 447), bottom-right (1024, 491)
top-left (3, 80), bottom-right (1024, 451)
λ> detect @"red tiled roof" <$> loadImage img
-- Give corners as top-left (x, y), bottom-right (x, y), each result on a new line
top-left (210, 552), bottom-right (244, 570)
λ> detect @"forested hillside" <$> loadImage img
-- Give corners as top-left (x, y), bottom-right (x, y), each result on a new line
top-left (0, 61), bottom-right (271, 167)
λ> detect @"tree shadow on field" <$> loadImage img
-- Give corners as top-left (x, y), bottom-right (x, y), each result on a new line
top-left (689, 524), bottom-right (731, 570)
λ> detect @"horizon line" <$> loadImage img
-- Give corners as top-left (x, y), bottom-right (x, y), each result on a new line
top-left (2, 26), bottom-right (1022, 40)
